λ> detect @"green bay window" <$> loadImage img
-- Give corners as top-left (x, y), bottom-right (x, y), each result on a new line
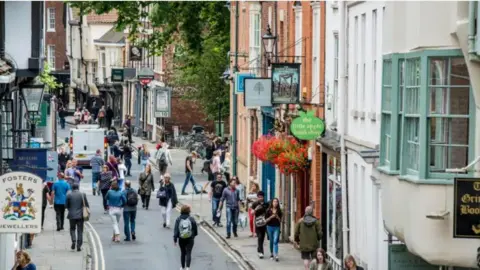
top-left (379, 49), bottom-right (475, 183)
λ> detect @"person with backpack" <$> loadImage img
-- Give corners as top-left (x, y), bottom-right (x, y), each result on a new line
top-left (174, 205), bottom-right (198, 270)
top-left (123, 180), bottom-right (138, 241)
top-left (155, 141), bottom-right (172, 176)
top-left (209, 173), bottom-right (227, 227)
top-left (157, 173), bottom-right (178, 228)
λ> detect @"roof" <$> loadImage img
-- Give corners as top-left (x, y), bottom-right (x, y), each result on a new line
top-left (87, 10), bottom-right (118, 24)
top-left (94, 27), bottom-right (125, 44)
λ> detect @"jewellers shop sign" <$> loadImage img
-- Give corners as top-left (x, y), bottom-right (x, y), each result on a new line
top-left (454, 178), bottom-right (480, 238)
top-left (0, 172), bottom-right (43, 233)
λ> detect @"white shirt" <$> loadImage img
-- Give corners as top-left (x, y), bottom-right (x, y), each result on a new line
top-left (118, 164), bottom-right (127, 179)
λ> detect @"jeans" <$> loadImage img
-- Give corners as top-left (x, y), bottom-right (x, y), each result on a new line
top-left (226, 207), bottom-right (239, 236)
top-left (69, 219), bottom-right (84, 247)
top-left (54, 204), bottom-right (66, 229)
top-left (266, 225), bottom-right (280, 256)
top-left (109, 207), bottom-right (122, 235)
top-left (123, 210), bottom-right (136, 240)
top-left (92, 172), bottom-right (100, 190)
top-left (101, 189), bottom-right (109, 211)
top-left (161, 199), bottom-right (173, 226)
top-left (117, 179), bottom-right (124, 191)
top-left (179, 238), bottom-right (194, 268)
top-left (141, 159), bottom-right (148, 171)
top-left (181, 172), bottom-right (199, 194)
top-left (60, 117), bottom-right (66, 129)
top-left (211, 198), bottom-right (221, 224)
top-left (125, 157), bottom-right (132, 175)
top-left (256, 226), bottom-right (267, 254)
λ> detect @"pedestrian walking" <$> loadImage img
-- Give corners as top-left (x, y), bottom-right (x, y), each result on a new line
top-left (209, 173), bottom-right (226, 227)
top-left (265, 198), bottom-right (282, 261)
top-left (98, 165), bottom-right (114, 214)
top-left (89, 149), bottom-right (105, 196)
top-left (218, 179), bottom-right (242, 239)
top-left (181, 151), bottom-right (201, 195)
top-left (106, 181), bottom-right (126, 242)
top-left (210, 150), bottom-right (221, 177)
top-left (12, 250), bottom-right (36, 270)
top-left (66, 183), bottom-right (89, 251)
top-left (295, 206), bottom-right (323, 269)
top-left (139, 144), bottom-right (151, 171)
top-left (251, 191), bottom-right (268, 259)
top-left (51, 173), bottom-right (71, 231)
top-left (106, 155), bottom-right (119, 179)
top-left (123, 142), bottom-right (133, 176)
top-left (123, 180), bottom-right (138, 241)
top-left (58, 106), bottom-right (67, 129)
top-left (158, 173), bottom-right (178, 228)
top-left (66, 159), bottom-right (83, 187)
top-left (41, 182), bottom-right (51, 230)
top-left (138, 164), bottom-right (155, 210)
top-left (58, 147), bottom-right (69, 172)
top-left (106, 106), bottom-right (114, 128)
top-left (344, 254), bottom-right (364, 270)
top-left (155, 141), bottom-right (172, 176)
top-left (247, 181), bottom-right (260, 237)
top-left (221, 152), bottom-right (231, 182)
top-left (117, 160), bottom-right (127, 191)
top-left (308, 249), bottom-right (332, 270)
top-left (173, 205), bottom-right (198, 270)
top-left (73, 108), bottom-right (82, 125)
top-left (98, 105), bottom-right (106, 127)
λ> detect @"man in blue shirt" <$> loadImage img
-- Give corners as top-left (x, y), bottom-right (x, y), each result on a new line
top-left (89, 149), bottom-right (105, 196)
top-left (52, 173), bottom-right (71, 231)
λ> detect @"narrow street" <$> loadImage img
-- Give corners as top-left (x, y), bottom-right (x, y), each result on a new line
top-left (56, 126), bottom-right (241, 270)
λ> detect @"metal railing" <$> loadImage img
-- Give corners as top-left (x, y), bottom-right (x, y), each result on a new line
top-left (326, 251), bottom-right (343, 270)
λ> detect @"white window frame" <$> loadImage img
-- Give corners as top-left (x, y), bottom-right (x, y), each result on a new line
top-left (47, 45), bottom-right (55, 71)
top-left (333, 32), bottom-right (339, 119)
top-left (47, 8), bottom-right (55, 32)
top-left (326, 155), bottom-right (343, 265)
top-left (100, 51), bottom-right (107, 83)
top-left (311, 2), bottom-right (321, 104)
top-left (294, 4), bottom-right (303, 101)
top-left (249, 3), bottom-right (261, 77)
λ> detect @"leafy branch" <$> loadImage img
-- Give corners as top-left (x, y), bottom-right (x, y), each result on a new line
top-left (39, 62), bottom-right (62, 93)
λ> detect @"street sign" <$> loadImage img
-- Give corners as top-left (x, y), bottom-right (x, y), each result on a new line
top-left (0, 171), bottom-right (43, 233)
top-left (111, 68), bottom-right (124, 82)
top-left (454, 178), bottom-right (480, 238)
top-left (137, 67), bottom-right (155, 85)
top-left (290, 110), bottom-right (325, 140)
top-left (154, 87), bottom-right (171, 118)
top-left (235, 72), bottom-right (255, 94)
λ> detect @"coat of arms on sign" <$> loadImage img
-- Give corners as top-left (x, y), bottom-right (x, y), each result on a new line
top-left (2, 183), bottom-right (37, 221)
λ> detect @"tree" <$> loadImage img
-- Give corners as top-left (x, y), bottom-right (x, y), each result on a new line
top-left (39, 62), bottom-right (62, 93)
top-left (68, 1), bottom-right (231, 120)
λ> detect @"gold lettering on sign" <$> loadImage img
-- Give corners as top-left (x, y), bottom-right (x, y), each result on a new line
top-left (461, 194), bottom-right (480, 204)
top-left (474, 182), bottom-right (480, 191)
top-left (472, 224), bottom-right (480, 234)
top-left (461, 205), bottom-right (480, 215)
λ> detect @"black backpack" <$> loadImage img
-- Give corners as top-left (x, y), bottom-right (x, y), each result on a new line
top-left (126, 189), bottom-right (138, 206)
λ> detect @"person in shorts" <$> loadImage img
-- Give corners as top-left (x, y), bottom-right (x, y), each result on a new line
top-left (294, 206), bottom-right (323, 269)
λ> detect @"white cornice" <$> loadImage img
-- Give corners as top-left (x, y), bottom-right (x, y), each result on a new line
top-left (311, 1), bottom-right (321, 9)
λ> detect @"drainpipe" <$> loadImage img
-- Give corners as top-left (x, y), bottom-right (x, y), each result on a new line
top-left (338, 1), bottom-right (350, 257)
top-left (468, 1), bottom-right (476, 54)
top-left (232, 1), bottom-right (239, 176)
top-left (79, 11), bottom-right (89, 106)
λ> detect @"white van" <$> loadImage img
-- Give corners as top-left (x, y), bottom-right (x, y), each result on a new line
top-left (69, 124), bottom-right (108, 166)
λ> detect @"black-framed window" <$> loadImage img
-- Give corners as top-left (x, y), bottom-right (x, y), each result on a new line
top-left (1, 99), bottom-right (13, 159)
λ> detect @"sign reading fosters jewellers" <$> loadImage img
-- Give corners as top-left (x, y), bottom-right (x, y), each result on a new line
top-left (454, 178), bottom-right (480, 238)
top-left (0, 172), bottom-right (43, 233)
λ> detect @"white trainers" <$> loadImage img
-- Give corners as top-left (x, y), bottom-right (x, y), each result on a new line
top-left (258, 253), bottom-right (264, 259)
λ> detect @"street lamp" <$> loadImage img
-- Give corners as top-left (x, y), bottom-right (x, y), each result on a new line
top-left (262, 24), bottom-right (277, 66)
top-left (21, 80), bottom-right (45, 138)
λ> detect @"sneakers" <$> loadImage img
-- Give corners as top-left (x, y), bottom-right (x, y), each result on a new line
top-left (226, 235), bottom-right (231, 239)
top-left (270, 255), bottom-right (274, 260)
top-left (71, 242), bottom-right (76, 250)
top-left (233, 232), bottom-right (238, 238)
top-left (163, 223), bottom-right (166, 228)
top-left (131, 233), bottom-right (136, 241)
top-left (258, 253), bottom-right (264, 259)
top-left (275, 256), bottom-right (279, 262)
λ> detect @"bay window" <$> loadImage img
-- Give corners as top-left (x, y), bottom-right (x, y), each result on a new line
top-left (379, 50), bottom-right (474, 182)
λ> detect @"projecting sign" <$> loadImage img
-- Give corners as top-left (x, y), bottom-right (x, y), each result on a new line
top-left (244, 78), bottom-right (272, 107)
top-left (111, 68), bottom-right (124, 82)
top-left (271, 63), bottom-right (300, 104)
top-left (154, 87), bottom-right (171, 118)
top-left (129, 45), bottom-right (143, 61)
top-left (290, 111), bottom-right (325, 140)
top-left (453, 178), bottom-right (480, 238)
top-left (235, 72), bottom-right (255, 94)
top-left (0, 172), bottom-right (43, 233)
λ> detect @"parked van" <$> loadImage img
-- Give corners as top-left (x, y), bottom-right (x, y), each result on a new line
top-left (68, 124), bottom-right (108, 166)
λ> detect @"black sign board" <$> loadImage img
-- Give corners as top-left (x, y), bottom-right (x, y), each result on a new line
top-left (111, 68), bottom-right (124, 82)
top-left (454, 178), bottom-right (480, 238)
top-left (129, 46), bottom-right (143, 61)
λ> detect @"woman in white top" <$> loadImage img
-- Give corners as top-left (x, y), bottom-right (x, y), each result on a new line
top-left (221, 152), bottom-right (231, 182)
top-left (117, 159), bottom-right (127, 191)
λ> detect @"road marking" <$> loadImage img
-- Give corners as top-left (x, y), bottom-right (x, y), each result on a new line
top-left (86, 229), bottom-right (98, 270)
top-left (86, 221), bottom-right (105, 270)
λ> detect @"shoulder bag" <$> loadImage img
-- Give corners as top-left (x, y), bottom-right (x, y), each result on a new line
top-left (82, 193), bottom-right (90, 221)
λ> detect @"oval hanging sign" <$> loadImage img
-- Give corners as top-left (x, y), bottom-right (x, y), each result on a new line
top-left (290, 110), bottom-right (325, 140)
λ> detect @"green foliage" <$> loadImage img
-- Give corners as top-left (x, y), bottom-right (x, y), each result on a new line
top-left (68, 1), bottom-right (231, 120)
top-left (39, 62), bottom-right (62, 93)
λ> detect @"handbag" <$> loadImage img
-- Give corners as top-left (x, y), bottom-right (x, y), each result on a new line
top-left (82, 193), bottom-right (90, 221)
top-left (255, 215), bottom-right (267, 227)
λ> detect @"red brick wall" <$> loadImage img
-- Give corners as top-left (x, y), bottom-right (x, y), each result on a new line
top-left (45, 1), bottom-right (67, 70)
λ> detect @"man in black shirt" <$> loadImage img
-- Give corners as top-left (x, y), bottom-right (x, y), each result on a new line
top-left (251, 191), bottom-right (269, 258)
top-left (58, 147), bottom-right (70, 171)
top-left (209, 173), bottom-right (227, 227)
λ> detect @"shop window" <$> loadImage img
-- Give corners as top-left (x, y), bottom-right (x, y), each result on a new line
top-left (327, 156), bottom-right (343, 260)
top-left (428, 57), bottom-right (470, 175)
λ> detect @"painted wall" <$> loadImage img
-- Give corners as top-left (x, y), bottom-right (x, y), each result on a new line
top-left (5, 1), bottom-right (32, 70)
top-left (325, 1), bottom-right (340, 129)
top-left (86, 24), bottom-right (112, 60)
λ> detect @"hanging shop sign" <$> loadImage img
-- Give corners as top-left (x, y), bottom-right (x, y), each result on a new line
top-left (388, 244), bottom-right (437, 270)
top-left (137, 67), bottom-right (155, 86)
top-left (154, 87), bottom-right (171, 118)
top-left (0, 172), bottom-right (43, 233)
top-left (235, 72), bottom-right (255, 94)
top-left (453, 178), bottom-right (480, 238)
top-left (13, 148), bottom-right (48, 181)
top-left (271, 63), bottom-right (300, 104)
top-left (244, 78), bottom-right (272, 107)
top-left (290, 110), bottom-right (325, 140)
top-left (129, 45), bottom-right (143, 61)
top-left (111, 68), bottom-right (124, 82)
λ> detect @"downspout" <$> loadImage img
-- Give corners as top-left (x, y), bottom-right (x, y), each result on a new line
top-left (338, 1), bottom-right (350, 257)
top-left (79, 11), bottom-right (89, 104)
top-left (232, 1), bottom-right (239, 176)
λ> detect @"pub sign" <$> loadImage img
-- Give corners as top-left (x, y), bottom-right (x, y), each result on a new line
top-left (453, 177), bottom-right (480, 238)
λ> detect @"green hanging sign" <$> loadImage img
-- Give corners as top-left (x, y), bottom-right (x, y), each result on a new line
top-left (290, 110), bottom-right (325, 140)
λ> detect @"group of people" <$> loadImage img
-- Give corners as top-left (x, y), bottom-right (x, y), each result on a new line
top-left (72, 104), bottom-right (115, 128)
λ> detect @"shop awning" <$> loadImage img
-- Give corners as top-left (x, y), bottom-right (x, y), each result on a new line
top-left (88, 84), bottom-right (100, 96)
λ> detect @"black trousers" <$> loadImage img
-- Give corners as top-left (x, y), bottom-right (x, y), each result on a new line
top-left (256, 226), bottom-right (267, 254)
top-left (54, 204), bottom-right (66, 229)
top-left (69, 219), bottom-right (84, 247)
top-left (101, 189), bottom-right (109, 211)
top-left (141, 194), bottom-right (151, 209)
top-left (41, 204), bottom-right (47, 228)
top-left (179, 238), bottom-right (194, 268)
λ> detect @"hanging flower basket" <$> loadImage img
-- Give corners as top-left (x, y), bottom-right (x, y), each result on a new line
top-left (276, 146), bottom-right (308, 175)
top-left (252, 135), bottom-right (272, 162)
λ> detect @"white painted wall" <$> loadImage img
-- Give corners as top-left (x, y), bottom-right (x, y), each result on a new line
top-left (325, 1), bottom-right (340, 129)
top-left (86, 24), bottom-right (112, 60)
top-left (5, 1), bottom-right (32, 70)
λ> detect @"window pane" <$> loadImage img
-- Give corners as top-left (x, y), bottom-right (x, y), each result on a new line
top-left (382, 87), bottom-right (391, 111)
top-left (429, 58), bottom-right (447, 86)
top-left (382, 114), bottom-right (391, 163)
top-left (383, 60), bottom-right (392, 85)
top-left (404, 87), bottom-right (419, 114)
top-left (450, 87), bottom-right (469, 115)
top-left (429, 87), bottom-right (447, 114)
top-left (430, 145), bottom-right (468, 172)
top-left (405, 117), bottom-right (419, 171)
top-left (406, 58), bottom-right (420, 86)
top-left (450, 58), bottom-right (469, 86)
